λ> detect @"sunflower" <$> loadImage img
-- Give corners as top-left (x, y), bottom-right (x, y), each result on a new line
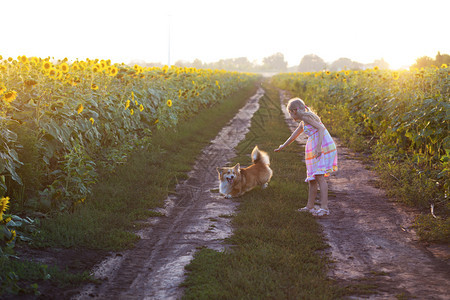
top-left (139, 104), bottom-right (144, 112)
top-left (392, 72), bottom-right (400, 80)
top-left (60, 62), bottom-right (69, 73)
top-left (325, 71), bottom-right (331, 75)
top-left (3, 91), bottom-right (17, 103)
top-left (89, 117), bottom-right (95, 125)
top-left (24, 79), bottom-right (38, 87)
top-left (0, 197), bottom-right (10, 218)
top-left (167, 99), bottom-right (172, 107)
top-left (77, 103), bottom-right (84, 114)
top-left (48, 69), bottom-right (57, 79)
top-left (71, 63), bottom-right (80, 71)
top-left (31, 57), bottom-right (40, 65)
top-left (6, 229), bottom-right (16, 244)
top-left (0, 85), bottom-right (6, 95)
top-left (109, 66), bottom-right (118, 76)
top-left (43, 61), bottom-right (52, 71)
top-left (441, 64), bottom-right (448, 69)
top-left (374, 66), bottom-right (379, 71)
top-left (92, 64), bottom-right (101, 73)
top-left (19, 55), bottom-right (29, 64)
top-left (130, 109), bottom-right (134, 115)
top-left (125, 99), bottom-right (130, 110)
top-left (91, 83), bottom-right (99, 90)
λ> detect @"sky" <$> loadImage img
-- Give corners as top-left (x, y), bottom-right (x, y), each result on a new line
top-left (1, 0), bottom-right (449, 70)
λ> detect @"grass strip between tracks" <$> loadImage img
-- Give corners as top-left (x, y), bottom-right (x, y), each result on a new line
top-left (181, 82), bottom-right (345, 299)
top-left (1, 82), bottom-right (259, 297)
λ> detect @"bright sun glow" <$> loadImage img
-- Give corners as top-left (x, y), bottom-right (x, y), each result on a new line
top-left (0, 0), bottom-right (448, 69)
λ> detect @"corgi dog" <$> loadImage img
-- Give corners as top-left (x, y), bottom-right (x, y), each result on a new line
top-left (216, 146), bottom-right (273, 198)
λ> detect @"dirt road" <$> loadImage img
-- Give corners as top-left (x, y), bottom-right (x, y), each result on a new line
top-left (280, 90), bottom-right (450, 299)
top-left (74, 88), bottom-right (265, 299)
top-left (72, 87), bottom-right (450, 299)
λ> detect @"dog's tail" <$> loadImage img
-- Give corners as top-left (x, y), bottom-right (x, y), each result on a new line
top-left (251, 146), bottom-right (270, 165)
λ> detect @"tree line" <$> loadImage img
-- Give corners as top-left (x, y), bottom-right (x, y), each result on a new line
top-left (410, 52), bottom-right (450, 69)
top-left (133, 51), bottom-right (449, 73)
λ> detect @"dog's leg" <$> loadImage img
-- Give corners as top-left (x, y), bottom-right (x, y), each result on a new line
top-left (262, 183), bottom-right (268, 189)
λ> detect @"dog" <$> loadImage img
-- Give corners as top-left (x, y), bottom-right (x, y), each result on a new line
top-left (216, 146), bottom-right (273, 198)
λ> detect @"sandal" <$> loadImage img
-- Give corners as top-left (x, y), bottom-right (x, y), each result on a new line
top-left (297, 206), bottom-right (315, 213)
top-left (312, 208), bottom-right (330, 217)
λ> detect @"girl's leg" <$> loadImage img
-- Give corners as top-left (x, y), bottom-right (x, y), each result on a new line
top-left (307, 180), bottom-right (318, 209)
top-left (315, 175), bottom-right (329, 210)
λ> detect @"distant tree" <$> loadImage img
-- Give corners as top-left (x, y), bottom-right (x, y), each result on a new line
top-left (262, 52), bottom-right (287, 72)
top-left (174, 60), bottom-right (188, 67)
top-left (329, 58), bottom-right (354, 71)
top-left (373, 58), bottom-right (389, 70)
top-left (139, 61), bottom-right (164, 68)
top-left (411, 56), bottom-right (434, 68)
top-left (297, 54), bottom-right (326, 72)
top-left (192, 58), bottom-right (203, 69)
top-left (411, 52), bottom-right (450, 69)
top-left (352, 61), bottom-right (365, 70)
top-left (435, 52), bottom-right (450, 67)
top-left (232, 57), bottom-right (254, 71)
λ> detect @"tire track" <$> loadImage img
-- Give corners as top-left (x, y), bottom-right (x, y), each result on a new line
top-left (74, 88), bottom-right (265, 299)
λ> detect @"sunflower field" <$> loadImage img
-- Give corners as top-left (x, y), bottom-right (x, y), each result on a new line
top-left (0, 55), bottom-right (258, 222)
top-left (272, 66), bottom-right (449, 242)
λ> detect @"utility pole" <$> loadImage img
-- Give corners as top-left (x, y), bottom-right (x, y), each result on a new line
top-left (168, 14), bottom-right (171, 67)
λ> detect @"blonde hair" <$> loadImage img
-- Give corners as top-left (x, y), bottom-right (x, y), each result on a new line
top-left (286, 97), bottom-right (321, 124)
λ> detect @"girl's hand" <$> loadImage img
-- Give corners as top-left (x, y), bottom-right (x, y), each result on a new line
top-left (274, 145), bottom-right (284, 152)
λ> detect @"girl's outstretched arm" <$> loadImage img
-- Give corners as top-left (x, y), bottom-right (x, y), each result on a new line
top-left (274, 123), bottom-right (304, 152)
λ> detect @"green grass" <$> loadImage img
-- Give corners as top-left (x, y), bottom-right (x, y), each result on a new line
top-left (32, 82), bottom-right (259, 251)
top-left (0, 256), bottom-right (94, 296)
top-left (181, 82), bottom-right (344, 299)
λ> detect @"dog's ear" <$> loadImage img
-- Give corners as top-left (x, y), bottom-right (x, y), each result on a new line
top-left (216, 167), bottom-right (223, 175)
top-left (234, 163), bottom-right (240, 172)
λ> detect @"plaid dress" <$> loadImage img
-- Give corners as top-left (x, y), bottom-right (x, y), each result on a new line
top-left (303, 123), bottom-right (338, 182)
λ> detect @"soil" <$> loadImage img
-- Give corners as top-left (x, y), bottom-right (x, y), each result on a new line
top-left (12, 87), bottom-right (450, 299)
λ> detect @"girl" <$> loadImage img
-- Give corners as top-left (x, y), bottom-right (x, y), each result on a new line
top-left (274, 97), bottom-right (337, 217)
